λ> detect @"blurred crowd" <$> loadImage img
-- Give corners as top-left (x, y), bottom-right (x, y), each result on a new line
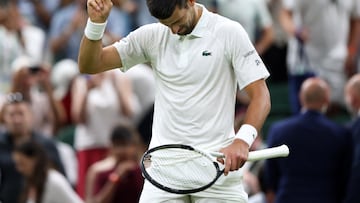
top-left (0, 0), bottom-right (359, 203)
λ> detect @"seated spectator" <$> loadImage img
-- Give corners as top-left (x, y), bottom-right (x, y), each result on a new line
top-left (9, 55), bottom-right (66, 136)
top-left (12, 140), bottom-right (83, 203)
top-left (264, 77), bottom-right (352, 203)
top-left (85, 122), bottom-right (144, 203)
top-left (0, 92), bottom-right (65, 203)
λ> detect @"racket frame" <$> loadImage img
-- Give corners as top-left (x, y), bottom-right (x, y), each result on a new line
top-left (140, 144), bottom-right (290, 194)
top-left (140, 144), bottom-right (224, 194)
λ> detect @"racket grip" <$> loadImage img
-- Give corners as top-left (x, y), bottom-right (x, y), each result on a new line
top-left (209, 151), bottom-right (225, 158)
top-left (247, 144), bottom-right (289, 161)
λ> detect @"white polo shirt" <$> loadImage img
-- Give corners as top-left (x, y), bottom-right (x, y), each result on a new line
top-left (113, 5), bottom-right (269, 150)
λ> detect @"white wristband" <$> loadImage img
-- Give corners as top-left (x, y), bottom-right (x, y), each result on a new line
top-left (235, 124), bottom-right (257, 147)
top-left (84, 18), bottom-right (107, 41)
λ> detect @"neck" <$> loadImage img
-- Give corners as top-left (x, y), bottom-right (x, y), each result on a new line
top-left (194, 4), bottom-right (203, 26)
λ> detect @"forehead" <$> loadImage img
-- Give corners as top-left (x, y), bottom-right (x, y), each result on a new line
top-left (3, 102), bottom-right (30, 113)
top-left (159, 5), bottom-right (187, 25)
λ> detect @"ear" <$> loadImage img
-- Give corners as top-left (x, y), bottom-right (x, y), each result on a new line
top-left (354, 96), bottom-right (360, 111)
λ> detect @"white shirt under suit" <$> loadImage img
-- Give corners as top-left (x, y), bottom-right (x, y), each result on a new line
top-left (113, 4), bottom-right (269, 202)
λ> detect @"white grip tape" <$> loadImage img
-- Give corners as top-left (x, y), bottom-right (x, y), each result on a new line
top-left (235, 124), bottom-right (257, 147)
top-left (84, 18), bottom-right (107, 41)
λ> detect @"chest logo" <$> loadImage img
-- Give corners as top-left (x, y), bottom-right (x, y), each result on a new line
top-left (202, 50), bottom-right (212, 56)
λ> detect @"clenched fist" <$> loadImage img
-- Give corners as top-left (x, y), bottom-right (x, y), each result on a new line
top-left (87, 0), bottom-right (113, 23)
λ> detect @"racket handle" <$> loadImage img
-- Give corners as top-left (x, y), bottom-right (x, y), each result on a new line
top-left (209, 145), bottom-right (289, 160)
top-left (209, 151), bottom-right (225, 158)
top-left (248, 144), bottom-right (289, 161)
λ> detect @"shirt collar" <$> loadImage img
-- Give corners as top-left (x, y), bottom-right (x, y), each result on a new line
top-left (187, 3), bottom-right (210, 38)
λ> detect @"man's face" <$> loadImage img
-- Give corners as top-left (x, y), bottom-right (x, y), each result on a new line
top-left (12, 151), bottom-right (35, 177)
top-left (111, 141), bottom-right (139, 161)
top-left (2, 103), bottom-right (32, 135)
top-left (159, 4), bottom-right (196, 36)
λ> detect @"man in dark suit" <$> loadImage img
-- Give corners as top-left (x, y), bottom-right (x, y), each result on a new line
top-left (264, 77), bottom-right (352, 203)
top-left (343, 73), bottom-right (360, 203)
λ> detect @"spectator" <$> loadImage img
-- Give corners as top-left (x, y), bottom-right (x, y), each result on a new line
top-left (103, 0), bottom-right (133, 46)
top-left (343, 73), bottom-right (360, 203)
top-left (0, 0), bottom-right (25, 95)
top-left (0, 92), bottom-right (65, 203)
top-left (48, 0), bottom-right (87, 63)
top-left (280, 0), bottom-right (360, 114)
top-left (9, 55), bottom-right (66, 136)
top-left (10, 0), bottom-right (47, 63)
top-left (71, 69), bottom-right (140, 198)
top-left (261, 0), bottom-right (289, 83)
top-left (12, 140), bottom-right (83, 203)
top-left (51, 59), bottom-right (81, 187)
top-left (51, 58), bottom-right (79, 128)
top-left (85, 122), bottom-right (144, 203)
top-left (264, 77), bottom-right (352, 203)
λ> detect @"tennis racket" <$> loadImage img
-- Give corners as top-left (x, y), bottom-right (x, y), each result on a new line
top-left (140, 144), bottom-right (289, 194)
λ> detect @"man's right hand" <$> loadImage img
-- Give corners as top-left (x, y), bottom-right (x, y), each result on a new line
top-left (87, 0), bottom-right (113, 23)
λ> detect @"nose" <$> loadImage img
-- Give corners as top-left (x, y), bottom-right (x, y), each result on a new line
top-left (13, 114), bottom-right (24, 125)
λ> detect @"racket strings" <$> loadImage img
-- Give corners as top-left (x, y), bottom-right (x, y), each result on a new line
top-left (143, 149), bottom-right (219, 190)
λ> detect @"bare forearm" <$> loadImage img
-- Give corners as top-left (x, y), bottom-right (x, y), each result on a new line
top-left (93, 181), bottom-right (117, 203)
top-left (242, 81), bottom-right (271, 132)
top-left (72, 89), bottom-right (89, 124)
top-left (279, 9), bottom-right (296, 37)
top-left (78, 36), bottom-right (105, 74)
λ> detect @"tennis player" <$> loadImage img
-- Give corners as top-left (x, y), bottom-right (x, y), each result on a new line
top-left (79, 0), bottom-right (271, 202)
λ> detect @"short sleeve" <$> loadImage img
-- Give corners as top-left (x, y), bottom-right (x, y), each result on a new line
top-left (112, 24), bottom-right (158, 71)
top-left (224, 22), bottom-right (270, 90)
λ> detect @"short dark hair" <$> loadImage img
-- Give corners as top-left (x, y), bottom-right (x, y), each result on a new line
top-left (110, 122), bottom-right (140, 145)
top-left (146, 0), bottom-right (188, 20)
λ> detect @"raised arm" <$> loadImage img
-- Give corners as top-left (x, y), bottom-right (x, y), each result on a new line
top-left (78, 0), bottom-right (123, 74)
